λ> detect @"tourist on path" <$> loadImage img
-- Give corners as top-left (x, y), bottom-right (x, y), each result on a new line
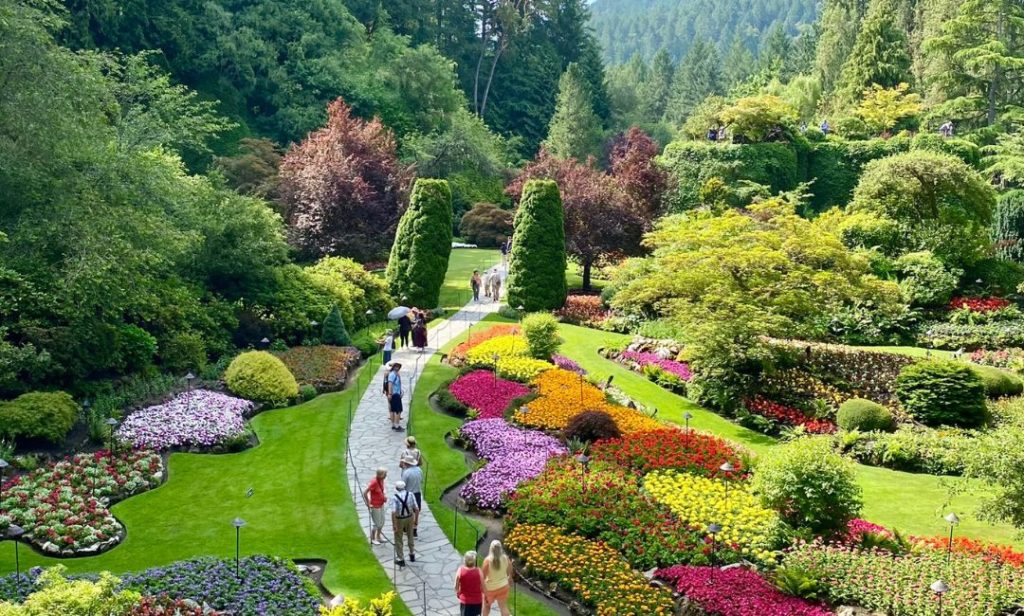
top-left (455, 551), bottom-right (484, 616)
top-left (481, 540), bottom-right (513, 616)
top-left (485, 270), bottom-right (501, 302)
top-left (385, 362), bottom-right (404, 431)
top-left (390, 479), bottom-right (419, 566)
top-left (500, 237), bottom-right (511, 269)
top-left (401, 435), bottom-right (423, 466)
top-left (412, 318), bottom-right (427, 352)
top-left (400, 455), bottom-right (424, 537)
top-left (362, 467), bottom-right (388, 545)
top-left (398, 313), bottom-right (412, 348)
top-left (382, 331), bottom-right (394, 364)
top-left (471, 270), bottom-right (482, 302)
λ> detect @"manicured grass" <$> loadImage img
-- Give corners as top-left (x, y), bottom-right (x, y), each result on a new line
top-left (556, 323), bottom-right (1023, 547)
top-left (438, 248), bottom-right (500, 312)
top-left (0, 360), bottom-right (412, 614)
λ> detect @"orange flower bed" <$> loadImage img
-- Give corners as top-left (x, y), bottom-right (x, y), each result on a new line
top-left (913, 535), bottom-right (1024, 567)
top-left (451, 324), bottom-right (520, 360)
top-left (514, 369), bottom-right (662, 434)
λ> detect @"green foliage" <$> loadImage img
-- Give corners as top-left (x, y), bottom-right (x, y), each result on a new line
top-left (804, 137), bottom-right (909, 212)
top-left (299, 384), bottom-right (318, 402)
top-left (321, 305), bottom-right (352, 346)
top-left (895, 360), bottom-right (987, 427)
top-left (0, 566), bottom-right (140, 616)
top-left (995, 191), bottom-right (1024, 263)
top-left (506, 180), bottom-right (568, 311)
top-left (964, 426), bottom-right (1024, 529)
top-left (521, 313), bottom-right (563, 360)
top-left (920, 319), bottom-right (1024, 351)
top-left (719, 95), bottom-right (798, 143)
top-left (772, 565), bottom-right (824, 601)
top-left (982, 132), bottom-right (1024, 188)
top-left (752, 437), bottom-right (862, 535)
top-left (159, 332), bottom-right (207, 375)
top-left (836, 0), bottom-right (913, 103)
top-left (664, 38), bottom-right (723, 124)
top-left (543, 63), bottom-right (604, 161)
top-left (0, 391), bottom-right (79, 444)
top-left (837, 398), bottom-right (894, 432)
top-left (970, 364), bottom-right (1024, 398)
top-left (855, 84), bottom-right (922, 135)
top-left (893, 251), bottom-right (961, 307)
top-left (459, 203), bottom-right (514, 248)
top-left (911, 134), bottom-right (982, 167)
top-left (564, 409), bottom-right (622, 443)
top-left (386, 179), bottom-right (454, 308)
top-left (224, 351), bottom-right (299, 408)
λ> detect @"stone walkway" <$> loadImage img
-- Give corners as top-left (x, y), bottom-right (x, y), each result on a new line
top-left (345, 265), bottom-right (504, 616)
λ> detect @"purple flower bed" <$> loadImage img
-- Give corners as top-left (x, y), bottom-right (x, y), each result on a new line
top-left (552, 354), bottom-right (586, 375)
top-left (459, 418), bottom-right (566, 509)
top-left (619, 351), bottom-right (692, 380)
top-left (116, 389), bottom-right (254, 450)
top-left (449, 370), bottom-right (532, 419)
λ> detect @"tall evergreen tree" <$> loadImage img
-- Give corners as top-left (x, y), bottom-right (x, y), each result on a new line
top-left (759, 23), bottom-right (794, 80)
top-left (386, 179), bottom-right (454, 308)
top-left (815, 0), bottom-right (869, 95)
top-left (664, 38), bottom-right (724, 124)
top-left (506, 180), bottom-right (567, 311)
top-left (723, 36), bottom-right (756, 87)
top-left (836, 0), bottom-right (913, 104)
top-left (543, 63), bottom-right (604, 161)
top-left (638, 49), bottom-right (674, 123)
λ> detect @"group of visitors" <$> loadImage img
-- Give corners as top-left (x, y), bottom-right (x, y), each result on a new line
top-left (455, 541), bottom-right (514, 616)
top-left (382, 309), bottom-right (429, 365)
top-left (470, 268), bottom-right (502, 302)
top-left (361, 436), bottom-right (424, 554)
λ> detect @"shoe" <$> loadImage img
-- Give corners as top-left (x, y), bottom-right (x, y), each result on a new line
top-left (413, 528), bottom-right (418, 538)
top-left (371, 540), bottom-right (381, 546)
top-left (395, 559), bottom-right (406, 567)
top-left (396, 424), bottom-right (405, 431)
top-left (390, 426), bottom-right (399, 431)
top-left (409, 553), bottom-right (416, 562)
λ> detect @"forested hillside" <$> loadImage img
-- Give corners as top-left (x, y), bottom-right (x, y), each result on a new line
top-left (590, 0), bottom-right (818, 64)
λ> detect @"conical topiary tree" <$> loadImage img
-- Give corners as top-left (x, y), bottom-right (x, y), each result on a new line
top-left (321, 304), bottom-right (351, 346)
top-left (386, 179), bottom-right (453, 308)
top-left (506, 180), bottom-right (567, 311)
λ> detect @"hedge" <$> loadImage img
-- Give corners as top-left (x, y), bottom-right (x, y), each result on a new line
top-left (894, 360), bottom-right (987, 428)
top-left (506, 180), bottom-right (567, 311)
top-left (837, 398), bottom-right (894, 432)
top-left (386, 178), bottom-right (453, 308)
top-left (804, 137), bottom-right (909, 212)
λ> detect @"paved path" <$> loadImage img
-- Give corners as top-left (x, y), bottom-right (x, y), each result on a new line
top-left (345, 265), bottom-right (504, 616)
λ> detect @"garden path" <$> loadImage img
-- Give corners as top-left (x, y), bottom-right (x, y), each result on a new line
top-left (346, 264), bottom-right (504, 616)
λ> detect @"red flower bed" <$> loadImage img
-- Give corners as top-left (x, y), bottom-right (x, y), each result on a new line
top-left (591, 429), bottom-right (744, 478)
top-left (449, 370), bottom-right (532, 419)
top-left (746, 397), bottom-right (836, 434)
top-left (949, 296), bottom-right (1012, 313)
top-left (655, 565), bottom-right (832, 616)
top-left (554, 295), bottom-right (609, 326)
top-left (843, 518), bottom-right (893, 545)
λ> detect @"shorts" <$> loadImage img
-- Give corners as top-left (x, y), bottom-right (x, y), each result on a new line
top-left (389, 393), bottom-right (403, 414)
top-left (484, 585), bottom-right (509, 604)
top-left (414, 492), bottom-right (422, 509)
top-left (460, 603), bottom-right (482, 616)
top-left (383, 350), bottom-right (392, 363)
top-left (369, 506), bottom-right (385, 530)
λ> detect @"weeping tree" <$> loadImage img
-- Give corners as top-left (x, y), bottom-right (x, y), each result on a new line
top-left (386, 179), bottom-right (453, 308)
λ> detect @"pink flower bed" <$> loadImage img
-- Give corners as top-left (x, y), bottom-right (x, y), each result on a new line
top-left (619, 350), bottom-right (693, 381)
top-left (655, 566), bottom-right (832, 616)
top-left (449, 370), bottom-right (532, 419)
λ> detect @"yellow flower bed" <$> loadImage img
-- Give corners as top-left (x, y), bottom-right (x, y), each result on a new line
top-left (496, 356), bottom-right (553, 382)
top-left (505, 524), bottom-right (675, 616)
top-left (465, 335), bottom-right (527, 367)
top-left (514, 368), bottom-right (662, 434)
top-left (643, 471), bottom-right (779, 563)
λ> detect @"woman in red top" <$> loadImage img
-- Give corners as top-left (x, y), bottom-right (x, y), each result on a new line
top-left (362, 467), bottom-right (387, 545)
top-left (454, 550), bottom-right (483, 616)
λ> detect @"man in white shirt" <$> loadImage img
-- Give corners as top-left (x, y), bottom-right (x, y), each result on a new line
top-left (390, 479), bottom-right (419, 566)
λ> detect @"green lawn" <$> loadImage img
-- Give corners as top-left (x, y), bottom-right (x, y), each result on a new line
top-left (0, 361), bottom-right (411, 614)
top-left (437, 248), bottom-right (500, 312)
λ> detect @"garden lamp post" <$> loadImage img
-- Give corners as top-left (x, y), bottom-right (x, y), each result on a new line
top-left (578, 372), bottom-right (585, 406)
top-left (8, 524), bottom-right (24, 581)
top-left (720, 462), bottom-right (735, 505)
top-left (185, 372), bottom-right (196, 411)
top-left (684, 412), bottom-right (693, 432)
top-left (944, 512), bottom-right (959, 563)
top-left (708, 523), bottom-right (722, 571)
top-left (492, 353), bottom-right (500, 386)
top-left (576, 453), bottom-right (590, 494)
top-left (930, 579), bottom-right (949, 615)
top-left (105, 417), bottom-right (119, 453)
top-left (260, 337), bottom-right (270, 350)
top-left (310, 321), bottom-right (318, 340)
top-left (232, 517), bottom-right (246, 577)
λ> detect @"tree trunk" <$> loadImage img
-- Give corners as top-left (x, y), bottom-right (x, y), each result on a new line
top-left (473, 12), bottom-right (490, 115)
top-left (582, 260), bottom-right (592, 292)
top-left (479, 37), bottom-right (506, 118)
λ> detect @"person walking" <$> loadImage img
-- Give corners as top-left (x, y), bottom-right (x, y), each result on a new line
top-left (390, 479), bottom-right (419, 566)
top-left (382, 331), bottom-right (394, 364)
top-left (400, 455), bottom-right (424, 537)
top-left (455, 551), bottom-right (484, 616)
top-left (481, 540), bottom-right (512, 616)
top-left (385, 362), bottom-right (404, 431)
top-left (500, 238), bottom-right (511, 269)
top-left (362, 467), bottom-right (388, 545)
top-left (401, 436), bottom-right (423, 466)
top-left (488, 271), bottom-right (502, 302)
top-left (412, 318), bottom-right (427, 352)
top-left (397, 313), bottom-right (412, 348)
top-left (471, 270), bottom-right (482, 302)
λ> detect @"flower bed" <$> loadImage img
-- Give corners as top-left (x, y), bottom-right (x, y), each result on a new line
top-left (0, 450), bottom-right (162, 555)
top-left (274, 345), bottom-right (360, 390)
top-left (551, 354), bottom-right (586, 374)
top-left (116, 390), bottom-right (254, 450)
top-left (504, 524), bottom-right (676, 616)
top-left (655, 565), bottom-right (832, 616)
top-left (120, 555), bottom-right (321, 616)
top-left (970, 347), bottom-right (1024, 372)
top-left (744, 397), bottom-right (836, 434)
top-left (464, 335), bottom-right (528, 366)
top-left (912, 535), bottom-right (1024, 567)
top-left (783, 541), bottom-right (1024, 616)
top-left (458, 419), bottom-right (566, 509)
top-left (618, 350), bottom-right (692, 381)
top-left (495, 356), bottom-right (553, 382)
top-left (451, 325), bottom-right (520, 361)
top-left (591, 429), bottom-right (744, 477)
top-left (553, 295), bottom-right (609, 327)
top-left (448, 370), bottom-right (532, 419)
top-left (508, 458), bottom-right (710, 569)
top-left (643, 471), bottom-right (779, 563)
top-left (950, 296), bottom-right (1012, 313)
top-left (514, 368), bottom-right (662, 433)
top-left (758, 369), bottom-right (850, 411)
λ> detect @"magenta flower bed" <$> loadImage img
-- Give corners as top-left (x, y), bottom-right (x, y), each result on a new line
top-left (620, 351), bottom-right (692, 380)
top-left (449, 370), bottom-right (532, 419)
top-left (458, 418), bottom-right (566, 509)
top-left (116, 389), bottom-right (254, 450)
top-left (655, 566), bottom-right (832, 616)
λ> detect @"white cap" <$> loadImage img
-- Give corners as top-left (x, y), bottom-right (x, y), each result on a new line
top-left (396, 480), bottom-right (406, 490)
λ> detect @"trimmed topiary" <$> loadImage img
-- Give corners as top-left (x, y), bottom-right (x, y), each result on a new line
top-left (995, 190), bottom-right (1024, 263)
top-left (386, 178), bottom-right (453, 308)
top-left (564, 409), bottom-right (622, 443)
top-left (970, 364), bottom-right (1024, 398)
top-left (521, 313), bottom-right (562, 359)
top-left (0, 391), bottom-right (79, 443)
top-left (836, 398), bottom-right (894, 432)
top-left (894, 360), bottom-right (987, 428)
top-left (321, 304), bottom-right (351, 346)
top-left (506, 180), bottom-right (567, 312)
top-left (224, 351), bottom-right (299, 408)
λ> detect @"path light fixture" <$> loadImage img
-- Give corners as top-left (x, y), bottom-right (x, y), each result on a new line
top-left (575, 453), bottom-right (590, 493)
top-left (232, 517), bottom-right (247, 577)
top-left (259, 337), bottom-right (270, 350)
top-left (720, 461), bottom-right (735, 503)
top-left (931, 579), bottom-right (949, 616)
top-left (7, 524), bottom-right (24, 581)
top-left (944, 512), bottom-right (960, 563)
top-left (578, 372), bottom-right (585, 406)
top-left (708, 523), bottom-right (722, 569)
top-left (684, 412), bottom-right (693, 431)
top-left (492, 353), bottom-right (500, 386)
top-left (105, 417), bottom-right (119, 452)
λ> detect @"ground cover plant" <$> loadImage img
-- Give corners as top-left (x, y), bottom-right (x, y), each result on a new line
top-left (654, 565), bottom-right (832, 616)
top-left (743, 397), bottom-right (837, 434)
top-left (447, 370), bottom-right (531, 419)
top-left (115, 390), bottom-right (254, 450)
top-left (0, 451), bottom-right (162, 555)
top-left (274, 346), bottom-right (360, 391)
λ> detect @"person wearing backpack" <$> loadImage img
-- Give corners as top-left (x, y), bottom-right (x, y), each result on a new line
top-left (390, 479), bottom-right (419, 566)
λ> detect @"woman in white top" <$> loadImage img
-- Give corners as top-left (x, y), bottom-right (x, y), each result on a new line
top-left (401, 435), bottom-right (423, 466)
top-left (481, 540), bottom-right (512, 616)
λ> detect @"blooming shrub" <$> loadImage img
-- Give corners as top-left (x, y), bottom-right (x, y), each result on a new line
top-left (950, 296), bottom-right (1012, 313)
top-left (551, 354), bottom-right (585, 374)
top-left (504, 524), bottom-right (676, 616)
top-left (0, 451), bottom-right (162, 554)
top-left (643, 471), bottom-right (779, 563)
top-left (745, 397), bottom-right (836, 434)
top-left (654, 565), bottom-right (832, 616)
top-left (120, 555), bottom-right (321, 616)
top-left (619, 351), bottom-right (692, 381)
top-left (515, 369), bottom-right (662, 433)
top-left (463, 335), bottom-right (527, 367)
top-left (450, 325), bottom-right (520, 360)
top-left (553, 295), bottom-right (609, 327)
top-left (495, 357), bottom-right (552, 382)
top-left (448, 370), bottom-right (531, 419)
top-left (783, 542), bottom-right (1024, 616)
top-left (458, 419), bottom-right (566, 509)
top-left (128, 595), bottom-right (219, 615)
top-left (508, 458), bottom-right (712, 569)
top-left (115, 390), bottom-right (254, 450)
top-left (591, 429), bottom-right (744, 477)
top-left (273, 345), bottom-right (360, 391)
top-left (970, 347), bottom-right (1024, 372)
top-left (843, 518), bottom-right (894, 546)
